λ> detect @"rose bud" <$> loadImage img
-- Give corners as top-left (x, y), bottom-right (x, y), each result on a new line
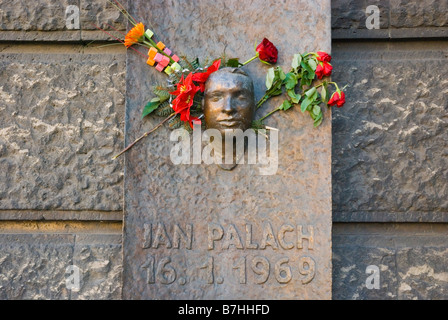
top-left (256, 38), bottom-right (278, 64)
top-left (315, 62), bottom-right (333, 79)
top-left (316, 51), bottom-right (331, 63)
top-left (327, 91), bottom-right (346, 108)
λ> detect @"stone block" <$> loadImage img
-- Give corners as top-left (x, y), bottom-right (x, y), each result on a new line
top-left (0, 44), bottom-right (125, 211)
top-left (331, 41), bottom-right (448, 222)
top-left (0, 223), bottom-right (122, 300)
top-left (390, 0), bottom-right (448, 28)
top-left (396, 247), bottom-right (448, 299)
top-left (332, 0), bottom-right (448, 39)
top-left (0, 0), bottom-right (128, 41)
top-left (333, 245), bottom-right (397, 300)
top-left (333, 223), bottom-right (448, 300)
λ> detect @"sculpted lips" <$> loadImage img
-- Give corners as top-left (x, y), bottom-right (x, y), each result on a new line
top-left (217, 117), bottom-right (242, 127)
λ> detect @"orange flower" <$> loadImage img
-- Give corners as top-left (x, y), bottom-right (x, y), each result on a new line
top-left (124, 22), bottom-right (145, 48)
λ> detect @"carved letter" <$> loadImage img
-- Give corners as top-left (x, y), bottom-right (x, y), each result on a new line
top-left (260, 222), bottom-right (279, 250)
top-left (142, 223), bottom-right (152, 249)
top-left (152, 223), bottom-right (172, 249)
top-left (297, 225), bottom-right (314, 250)
top-left (208, 223), bottom-right (224, 250)
top-left (173, 224), bottom-right (193, 250)
top-left (222, 224), bottom-right (243, 249)
top-left (278, 224), bottom-right (294, 250)
top-left (245, 224), bottom-right (258, 249)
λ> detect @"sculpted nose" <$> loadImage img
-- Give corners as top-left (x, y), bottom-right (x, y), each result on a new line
top-left (223, 96), bottom-right (234, 113)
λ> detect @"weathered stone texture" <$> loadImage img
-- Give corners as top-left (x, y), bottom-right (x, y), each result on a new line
top-left (0, 0), bottom-right (127, 41)
top-left (0, 230), bottom-right (122, 300)
top-left (332, 0), bottom-right (448, 38)
top-left (333, 223), bottom-right (448, 300)
top-left (332, 0), bottom-right (390, 30)
top-left (0, 45), bottom-right (125, 211)
top-left (331, 41), bottom-right (448, 221)
top-left (123, 0), bottom-right (332, 299)
top-left (390, 0), bottom-right (448, 28)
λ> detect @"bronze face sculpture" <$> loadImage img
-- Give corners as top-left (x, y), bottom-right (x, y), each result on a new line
top-left (202, 67), bottom-right (255, 170)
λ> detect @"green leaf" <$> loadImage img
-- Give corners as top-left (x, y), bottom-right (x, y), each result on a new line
top-left (276, 67), bottom-right (286, 81)
top-left (300, 61), bottom-right (313, 74)
top-left (226, 58), bottom-right (242, 68)
top-left (142, 98), bottom-right (161, 118)
top-left (284, 72), bottom-right (298, 90)
top-left (307, 70), bottom-right (316, 80)
top-left (301, 77), bottom-right (312, 87)
top-left (301, 97), bottom-right (312, 113)
top-left (266, 67), bottom-right (275, 89)
top-left (287, 89), bottom-right (300, 104)
top-left (321, 85), bottom-right (327, 102)
top-left (308, 58), bottom-right (317, 71)
top-left (312, 105), bottom-right (321, 116)
top-left (314, 112), bottom-right (323, 127)
top-left (291, 53), bottom-right (302, 70)
top-left (280, 100), bottom-right (292, 111)
top-left (305, 87), bottom-right (317, 98)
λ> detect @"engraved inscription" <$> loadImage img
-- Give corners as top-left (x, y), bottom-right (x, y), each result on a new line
top-left (298, 256), bottom-right (316, 284)
top-left (251, 256), bottom-right (270, 284)
top-left (274, 258), bottom-right (292, 284)
top-left (233, 256), bottom-right (247, 284)
top-left (141, 254), bottom-right (316, 286)
top-left (140, 221), bottom-right (318, 286)
top-left (206, 223), bottom-right (315, 251)
top-left (142, 223), bottom-right (193, 250)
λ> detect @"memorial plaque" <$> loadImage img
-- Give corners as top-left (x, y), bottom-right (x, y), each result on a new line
top-left (123, 0), bottom-right (332, 299)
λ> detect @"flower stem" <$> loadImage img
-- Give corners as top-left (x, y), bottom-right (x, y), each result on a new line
top-left (112, 113), bottom-right (176, 160)
top-left (258, 107), bottom-right (281, 122)
top-left (241, 54), bottom-right (259, 66)
top-left (256, 94), bottom-right (270, 109)
top-left (328, 81), bottom-right (340, 91)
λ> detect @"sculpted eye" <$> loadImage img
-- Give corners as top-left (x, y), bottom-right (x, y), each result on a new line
top-left (209, 94), bottom-right (222, 102)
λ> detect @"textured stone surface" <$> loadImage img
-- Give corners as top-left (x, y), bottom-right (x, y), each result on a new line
top-left (0, 226), bottom-right (122, 300)
top-left (123, 0), bottom-right (332, 299)
top-left (332, 0), bottom-right (448, 39)
top-left (390, 0), bottom-right (448, 28)
top-left (333, 223), bottom-right (448, 300)
top-left (332, 0), bottom-right (390, 30)
top-left (396, 247), bottom-right (448, 300)
top-left (0, 0), bottom-right (127, 41)
top-left (0, 44), bottom-right (125, 211)
top-left (331, 41), bottom-right (448, 222)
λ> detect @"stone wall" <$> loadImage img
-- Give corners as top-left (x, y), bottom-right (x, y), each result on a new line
top-left (331, 0), bottom-right (448, 299)
top-left (0, 0), bottom-right (447, 299)
top-left (0, 0), bottom-right (126, 299)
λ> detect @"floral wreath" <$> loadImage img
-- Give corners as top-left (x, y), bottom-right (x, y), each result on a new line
top-left (94, 1), bottom-right (346, 160)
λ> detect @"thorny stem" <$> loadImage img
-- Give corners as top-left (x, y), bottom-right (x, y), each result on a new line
top-left (112, 113), bottom-right (176, 160)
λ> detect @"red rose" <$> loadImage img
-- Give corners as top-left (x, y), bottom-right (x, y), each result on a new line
top-left (327, 91), bottom-right (345, 108)
top-left (316, 51), bottom-right (331, 63)
top-left (256, 38), bottom-right (278, 64)
top-left (315, 62), bottom-right (333, 79)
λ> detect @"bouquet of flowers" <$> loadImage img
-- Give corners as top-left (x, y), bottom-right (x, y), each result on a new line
top-left (95, 1), bottom-right (346, 159)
